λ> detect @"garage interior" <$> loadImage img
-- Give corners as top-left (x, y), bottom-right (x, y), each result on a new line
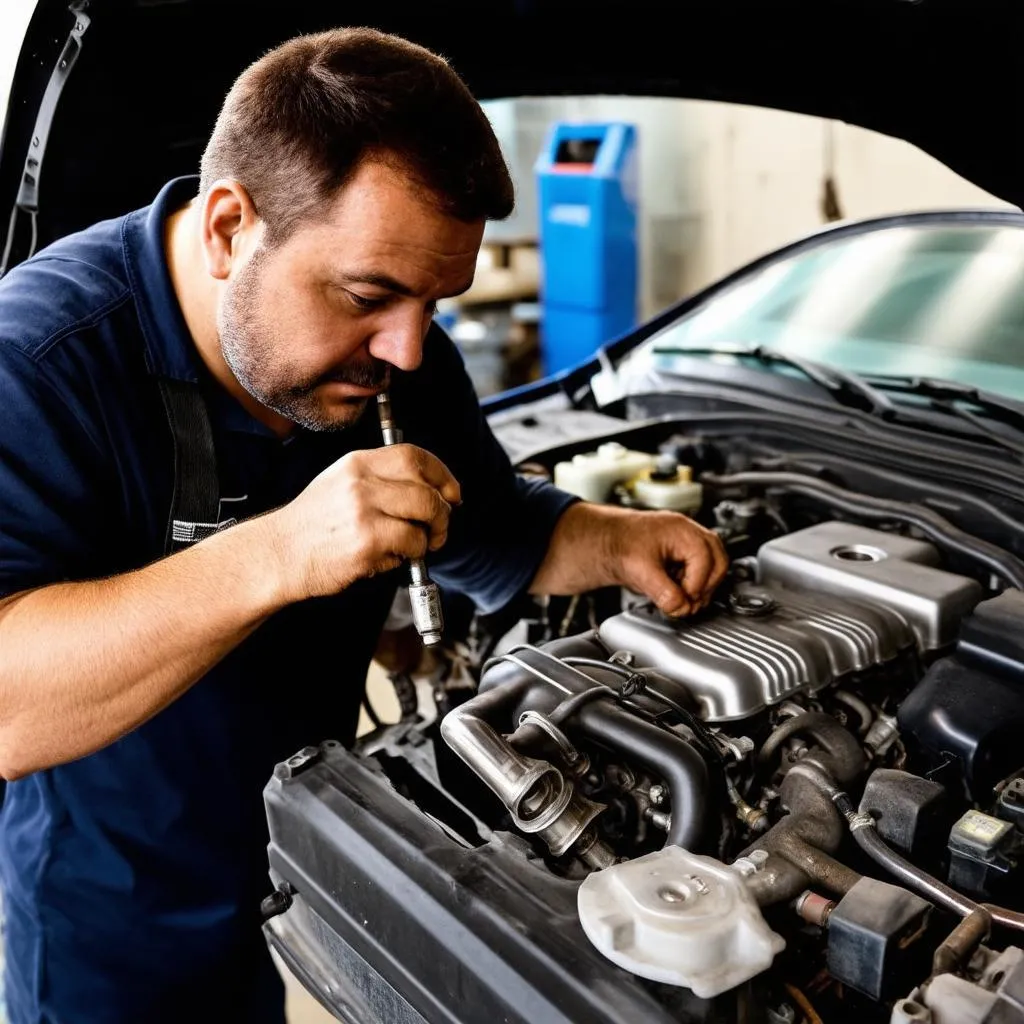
top-left (2, 4), bottom-right (1024, 1024)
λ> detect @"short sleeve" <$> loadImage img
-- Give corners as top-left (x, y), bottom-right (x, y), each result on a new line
top-left (0, 344), bottom-right (118, 598)
top-left (393, 327), bottom-right (577, 615)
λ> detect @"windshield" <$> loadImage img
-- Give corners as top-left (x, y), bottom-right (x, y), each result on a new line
top-left (638, 222), bottom-right (1024, 400)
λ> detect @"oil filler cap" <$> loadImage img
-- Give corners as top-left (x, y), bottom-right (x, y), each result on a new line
top-left (729, 586), bottom-right (778, 618)
top-left (577, 846), bottom-right (785, 998)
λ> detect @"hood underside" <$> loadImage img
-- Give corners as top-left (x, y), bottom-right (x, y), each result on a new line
top-left (1, 0), bottom-right (1021, 253)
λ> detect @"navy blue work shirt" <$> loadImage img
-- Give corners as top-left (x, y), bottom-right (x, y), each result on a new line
top-left (0, 177), bottom-right (574, 1023)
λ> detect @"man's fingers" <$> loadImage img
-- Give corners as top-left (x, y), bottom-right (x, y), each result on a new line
top-left (673, 533), bottom-right (715, 604)
top-left (627, 558), bottom-right (693, 617)
top-left (655, 576), bottom-right (692, 618)
top-left (375, 444), bottom-right (462, 506)
top-left (377, 516), bottom-right (431, 564)
top-left (370, 479), bottom-right (451, 544)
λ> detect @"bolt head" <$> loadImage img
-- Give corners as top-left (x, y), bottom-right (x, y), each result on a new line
top-left (260, 888), bottom-right (293, 920)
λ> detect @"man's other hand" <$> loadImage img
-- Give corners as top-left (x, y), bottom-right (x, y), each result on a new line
top-left (530, 503), bottom-right (729, 616)
top-left (606, 508), bottom-right (729, 616)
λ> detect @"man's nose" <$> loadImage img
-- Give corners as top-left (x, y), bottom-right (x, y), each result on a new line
top-left (367, 308), bottom-right (428, 372)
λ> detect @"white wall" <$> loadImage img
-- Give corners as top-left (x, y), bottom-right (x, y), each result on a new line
top-left (683, 100), bottom-right (1014, 294)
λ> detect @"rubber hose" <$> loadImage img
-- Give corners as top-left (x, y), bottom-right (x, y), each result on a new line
top-left (831, 790), bottom-right (1024, 934)
top-left (548, 686), bottom-right (612, 728)
top-left (573, 699), bottom-right (710, 850)
top-left (703, 471), bottom-right (1024, 589)
top-left (851, 816), bottom-right (977, 917)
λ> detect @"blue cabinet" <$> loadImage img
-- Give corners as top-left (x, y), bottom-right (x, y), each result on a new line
top-left (535, 122), bottom-right (638, 374)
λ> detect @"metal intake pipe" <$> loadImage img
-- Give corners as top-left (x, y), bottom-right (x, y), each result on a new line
top-left (441, 710), bottom-right (568, 828)
top-left (479, 642), bottom-right (712, 851)
top-left (440, 687), bottom-right (611, 866)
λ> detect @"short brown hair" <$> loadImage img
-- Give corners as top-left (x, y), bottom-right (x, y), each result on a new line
top-left (199, 28), bottom-right (514, 241)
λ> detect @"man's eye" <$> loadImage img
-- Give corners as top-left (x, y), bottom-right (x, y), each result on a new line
top-left (346, 291), bottom-right (385, 311)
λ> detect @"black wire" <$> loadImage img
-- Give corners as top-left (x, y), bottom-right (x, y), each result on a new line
top-left (562, 656), bottom-right (725, 766)
top-left (389, 672), bottom-right (419, 721)
top-left (648, 691), bottom-right (725, 767)
top-left (361, 695), bottom-right (383, 731)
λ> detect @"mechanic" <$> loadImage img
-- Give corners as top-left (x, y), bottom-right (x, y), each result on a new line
top-left (0, 27), bottom-right (727, 1024)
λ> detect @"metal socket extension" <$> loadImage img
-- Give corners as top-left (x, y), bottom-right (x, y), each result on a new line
top-left (408, 561), bottom-right (444, 648)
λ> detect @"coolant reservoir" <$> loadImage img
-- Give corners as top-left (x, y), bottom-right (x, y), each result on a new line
top-left (578, 846), bottom-right (785, 998)
top-left (553, 442), bottom-right (656, 502)
top-left (630, 453), bottom-right (703, 514)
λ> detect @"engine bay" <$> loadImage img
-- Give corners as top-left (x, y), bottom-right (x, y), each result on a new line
top-left (263, 422), bottom-right (1024, 1024)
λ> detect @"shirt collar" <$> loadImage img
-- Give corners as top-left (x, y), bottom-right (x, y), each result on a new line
top-left (121, 176), bottom-right (276, 438)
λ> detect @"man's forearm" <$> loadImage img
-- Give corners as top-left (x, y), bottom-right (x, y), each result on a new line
top-left (529, 503), bottom-right (625, 596)
top-left (0, 515), bottom-right (288, 780)
top-left (0, 441), bottom-right (462, 780)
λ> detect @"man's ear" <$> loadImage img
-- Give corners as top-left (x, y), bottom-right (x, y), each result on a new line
top-left (199, 179), bottom-right (261, 281)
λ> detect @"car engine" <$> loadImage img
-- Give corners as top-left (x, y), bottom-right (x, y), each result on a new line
top-left (262, 433), bottom-right (1024, 1024)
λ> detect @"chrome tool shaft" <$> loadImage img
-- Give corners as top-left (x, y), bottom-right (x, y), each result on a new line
top-left (376, 392), bottom-right (444, 647)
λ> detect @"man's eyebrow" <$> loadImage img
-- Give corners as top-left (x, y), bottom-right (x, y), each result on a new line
top-left (336, 271), bottom-right (475, 298)
top-left (337, 272), bottom-right (416, 297)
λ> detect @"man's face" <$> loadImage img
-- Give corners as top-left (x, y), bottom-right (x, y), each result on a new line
top-left (218, 160), bottom-right (484, 431)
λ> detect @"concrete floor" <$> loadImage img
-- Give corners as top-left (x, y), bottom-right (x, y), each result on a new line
top-left (276, 951), bottom-right (336, 1024)
top-left (280, 662), bottom-right (401, 1023)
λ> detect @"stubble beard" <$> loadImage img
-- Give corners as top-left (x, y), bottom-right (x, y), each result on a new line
top-left (218, 248), bottom-right (389, 432)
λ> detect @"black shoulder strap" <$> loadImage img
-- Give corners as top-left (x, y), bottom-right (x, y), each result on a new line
top-left (157, 378), bottom-right (222, 555)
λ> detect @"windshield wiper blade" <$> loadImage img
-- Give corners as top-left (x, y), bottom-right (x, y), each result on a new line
top-left (861, 373), bottom-right (1024, 460)
top-left (647, 346), bottom-right (1024, 459)
top-left (862, 374), bottom-right (1024, 424)
top-left (649, 344), bottom-right (897, 416)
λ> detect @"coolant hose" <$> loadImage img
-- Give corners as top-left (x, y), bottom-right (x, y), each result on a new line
top-left (703, 470), bottom-right (1024, 589)
top-left (825, 788), bottom-right (1024, 934)
top-left (574, 700), bottom-right (710, 850)
top-left (742, 757), bottom-right (857, 904)
top-left (757, 711), bottom-right (866, 787)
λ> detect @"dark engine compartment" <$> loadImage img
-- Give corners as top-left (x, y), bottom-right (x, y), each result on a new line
top-left (263, 416), bottom-right (1024, 1024)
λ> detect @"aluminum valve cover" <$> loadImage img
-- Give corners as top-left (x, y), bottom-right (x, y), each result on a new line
top-left (757, 521), bottom-right (983, 651)
top-left (599, 522), bottom-right (982, 721)
top-left (599, 583), bottom-right (915, 721)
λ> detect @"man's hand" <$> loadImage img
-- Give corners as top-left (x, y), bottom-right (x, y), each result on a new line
top-left (606, 508), bottom-right (729, 616)
top-left (265, 444), bottom-right (461, 602)
top-left (0, 443), bottom-right (461, 779)
top-left (530, 503), bottom-right (729, 616)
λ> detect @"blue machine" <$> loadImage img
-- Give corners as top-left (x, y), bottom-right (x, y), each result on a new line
top-left (535, 122), bottom-right (638, 374)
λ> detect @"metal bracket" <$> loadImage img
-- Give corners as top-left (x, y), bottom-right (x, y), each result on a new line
top-left (17, 4), bottom-right (91, 212)
top-left (0, 3), bottom-right (90, 274)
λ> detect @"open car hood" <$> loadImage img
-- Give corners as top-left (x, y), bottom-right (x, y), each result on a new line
top-left (1, 0), bottom-right (1021, 260)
